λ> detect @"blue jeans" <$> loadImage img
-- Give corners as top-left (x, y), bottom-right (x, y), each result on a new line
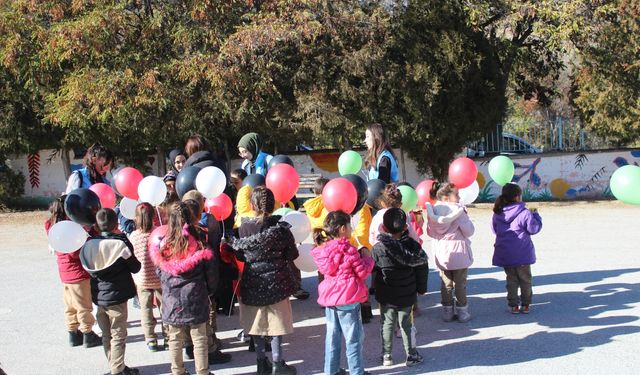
top-left (324, 304), bottom-right (365, 375)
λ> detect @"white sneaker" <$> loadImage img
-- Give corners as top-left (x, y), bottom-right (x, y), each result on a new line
top-left (457, 305), bottom-right (471, 322)
top-left (442, 306), bottom-right (454, 322)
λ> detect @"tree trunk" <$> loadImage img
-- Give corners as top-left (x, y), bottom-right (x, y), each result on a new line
top-left (61, 148), bottom-right (72, 180)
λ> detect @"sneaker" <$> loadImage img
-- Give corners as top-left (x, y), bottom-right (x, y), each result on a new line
top-left (69, 330), bottom-right (83, 347)
top-left (271, 359), bottom-right (296, 374)
top-left (208, 349), bottom-right (232, 364)
top-left (382, 353), bottom-right (394, 366)
top-left (237, 330), bottom-right (249, 343)
top-left (510, 305), bottom-right (520, 314)
top-left (147, 339), bottom-right (159, 352)
top-left (442, 306), bottom-right (454, 322)
top-left (113, 366), bottom-right (140, 375)
top-left (457, 305), bottom-right (471, 322)
top-left (83, 331), bottom-right (102, 348)
top-left (292, 289), bottom-right (310, 300)
top-left (332, 369), bottom-right (348, 375)
top-left (406, 351), bottom-right (424, 367)
top-left (521, 305), bottom-right (530, 314)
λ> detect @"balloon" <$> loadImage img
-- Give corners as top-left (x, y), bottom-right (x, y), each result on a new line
top-left (416, 179), bottom-right (435, 208)
top-left (89, 183), bottom-right (116, 209)
top-left (294, 243), bottom-right (317, 272)
top-left (343, 174), bottom-right (368, 214)
top-left (281, 211), bottom-right (311, 243)
top-left (322, 178), bottom-right (357, 213)
top-left (138, 176), bottom-right (167, 206)
top-left (488, 155), bottom-right (515, 186)
top-left (610, 165), bottom-right (640, 205)
top-left (176, 166), bottom-right (201, 199)
top-left (196, 166), bottom-right (227, 199)
top-left (114, 167), bottom-right (144, 200)
top-left (366, 179), bottom-right (386, 208)
top-left (205, 193), bottom-right (233, 220)
top-left (48, 220), bottom-right (88, 253)
top-left (448, 157), bottom-right (478, 189)
top-left (398, 185), bottom-right (418, 212)
top-left (243, 173), bottom-right (266, 188)
top-left (148, 225), bottom-right (168, 250)
top-left (268, 154), bottom-right (294, 169)
top-left (119, 197), bottom-right (138, 220)
top-left (338, 150), bottom-right (363, 176)
top-left (273, 207), bottom-right (294, 216)
top-left (459, 180), bottom-right (480, 206)
top-left (65, 188), bottom-right (102, 225)
top-left (266, 164), bottom-right (299, 203)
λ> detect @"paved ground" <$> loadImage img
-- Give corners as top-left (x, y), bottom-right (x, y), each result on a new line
top-left (1, 201), bottom-right (639, 375)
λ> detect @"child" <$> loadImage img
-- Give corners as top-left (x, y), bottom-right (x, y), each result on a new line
top-left (372, 208), bottom-right (428, 367)
top-left (45, 195), bottom-right (102, 348)
top-left (492, 183), bottom-right (542, 314)
top-left (312, 211), bottom-right (374, 375)
top-left (150, 202), bottom-right (218, 375)
top-left (80, 208), bottom-right (141, 375)
top-left (233, 186), bottom-right (299, 375)
top-left (129, 202), bottom-right (167, 351)
top-left (426, 182), bottom-right (475, 322)
top-left (230, 168), bottom-right (248, 193)
top-left (303, 177), bottom-right (329, 230)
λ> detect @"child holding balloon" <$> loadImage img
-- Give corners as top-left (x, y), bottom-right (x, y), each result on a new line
top-left (426, 182), bottom-right (475, 322)
top-left (492, 183), bottom-right (542, 314)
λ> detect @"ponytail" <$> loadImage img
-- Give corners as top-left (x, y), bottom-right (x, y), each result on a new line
top-left (430, 181), bottom-right (457, 201)
top-left (493, 183), bottom-right (522, 214)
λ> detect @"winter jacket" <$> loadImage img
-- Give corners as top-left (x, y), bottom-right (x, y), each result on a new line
top-left (373, 232), bottom-right (429, 308)
top-left (426, 202), bottom-right (475, 271)
top-left (46, 220), bottom-right (90, 284)
top-left (492, 202), bottom-right (542, 267)
top-left (350, 204), bottom-right (373, 250)
top-left (150, 229), bottom-right (219, 326)
top-left (184, 150), bottom-right (227, 173)
top-left (233, 216), bottom-right (299, 306)
top-left (234, 185), bottom-right (294, 229)
top-left (130, 230), bottom-right (161, 290)
top-left (369, 207), bottom-right (420, 247)
top-left (80, 232), bottom-right (141, 306)
top-left (312, 238), bottom-right (374, 307)
top-left (303, 196), bottom-right (328, 230)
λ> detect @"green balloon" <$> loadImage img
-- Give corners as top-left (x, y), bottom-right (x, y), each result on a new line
top-left (398, 185), bottom-right (418, 212)
top-left (273, 207), bottom-right (294, 216)
top-left (610, 165), bottom-right (640, 205)
top-left (488, 155), bottom-right (515, 186)
top-left (338, 150), bottom-right (363, 176)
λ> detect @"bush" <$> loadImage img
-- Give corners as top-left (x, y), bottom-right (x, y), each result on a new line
top-left (0, 162), bottom-right (25, 206)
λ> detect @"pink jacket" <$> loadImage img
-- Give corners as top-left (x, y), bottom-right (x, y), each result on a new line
top-left (311, 238), bottom-right (374, 307)
top-left (369, 208), bottom-right (420, 247)
top-left (426, 202), bottom-right (475, 271)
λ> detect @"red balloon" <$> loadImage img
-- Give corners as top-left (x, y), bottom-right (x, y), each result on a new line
top-left (416, 179), bottom-right (436, 208)
top-left (114, 167), bottom-right (144, 200)
top-left (322, 178), bottom-right (357, 214)
top-left (448, 157), bottom-right (478, 189)
top-left (89, 183), bottom-right (116, 209)
top-left (148, 224), bottom-right (168, 250)
top-left (205, 194), bottom-right (233, 221)
top-left (265, 164), bottom-right (300, 203)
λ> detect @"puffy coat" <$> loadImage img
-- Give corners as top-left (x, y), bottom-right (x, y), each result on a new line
top-left (312, 238), bottom-right (374, 307)
top-left (303, 196), bottom-right (328, 230)
top-left (233, 216), bottom-right (299, 306)
top-left (150, 230), bottom-right (218, 326)
top-left (80, 233), bottom-right (141, 306)
top-left (45, 220), bottom-right (90, 284)
top-left (184, 150), bottom-right (227, 172)
top-left (373, 232), bottom-right (428, 308)
top-left (350, 204), bottom-right (373, 250)
top-left (492, 202), bottom-right (542, 267)
top-left (426, 202), bottom-right (475, 271)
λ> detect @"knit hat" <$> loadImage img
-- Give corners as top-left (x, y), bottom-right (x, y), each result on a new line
top-left (237, 133), bottom-right (263, 162)
top-left (163, 170), bottom-right (177, 183)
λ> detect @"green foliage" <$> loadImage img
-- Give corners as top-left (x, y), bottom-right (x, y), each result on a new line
top-left (0, 161), bottom-right (25, 205)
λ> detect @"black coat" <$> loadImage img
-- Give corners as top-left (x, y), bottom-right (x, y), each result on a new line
top-left (184, 150), bottom-right (227, 173)
top-left (80, 233), bottom-right (141, 307)
top-left (372, 231), bottom-right (429, 308)
top-left (233, 216), bottom-right (299, 306)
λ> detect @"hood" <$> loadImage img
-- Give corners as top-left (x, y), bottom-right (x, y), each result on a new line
top-left (497, 202), bottom-right (527, 224)
top-left (187, 150), bottom-right (216, 166)
top-left (80, 238), bottom-right (129, 272)
top-left (426, 202), bottom-right (464, 234)
top-left (303, 196), bottom-right (328, 226)
top-left (377, 232), bottom-right (428, 267)
top-left (150, 233), bottom-right (213, 277)
top-left (238, 132), bottom-right (262, 161)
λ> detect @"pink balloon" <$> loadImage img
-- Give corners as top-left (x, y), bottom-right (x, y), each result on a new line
top-left (448, 157), bottom-right (478, 189)
top-left (205, 194), bottom-right (233, 221)
top-left (114, 167), bottom-right (143, 200)
top-left (416, 179), bottom-right (435, 208)
top-left (148, 224), bottom-right (168, 251)
top-left (322, 178), bottom-right (357, 214)
top-left (266, 164), bottom-right (300, 203)
top-left (89, 183), bottom-right (116, 209)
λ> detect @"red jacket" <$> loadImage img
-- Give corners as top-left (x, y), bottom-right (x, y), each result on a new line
top-left (45, 220), bottom-right (90, 284)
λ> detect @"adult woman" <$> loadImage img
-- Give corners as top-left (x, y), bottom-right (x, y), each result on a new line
top-left (65, 143), bottom-right (114, 193)
top-left (183, 134), bottom-right (227, 173)
top-left (364, 124), bottom-right (399, 183)
top-left (237, 133), bottom-right (273, 176)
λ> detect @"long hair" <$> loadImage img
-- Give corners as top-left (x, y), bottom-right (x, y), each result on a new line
top-left (161, 202), bottom-right (200, 260)
top-left (48, 195), bottom-right (67, 226)
top-left (378, 183), bottom-right (403, 209)
top-left (134, 202), bottom-right (154, 233)
top-left (429, 181), bottom-right (457, 201)
top-left (493, 183), bottom-right (522, 214)
top-left (251, 186), bottom-right (275, 219)
top-left (83, 143), bottom-right (113, 184)
top-left (364, 123), bottom-right (395, 169)
top-left (313, 210), bottom-right (351, 245)
top-left (184, 134), bottom-right (208, 158)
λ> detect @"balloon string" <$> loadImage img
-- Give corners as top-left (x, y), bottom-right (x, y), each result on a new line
top-left (156, 207), bottom-right (162, 226)
top-left (221, 220), bottom-right (225, 237)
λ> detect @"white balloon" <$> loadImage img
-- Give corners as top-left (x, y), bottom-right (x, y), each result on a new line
top-left (459, 180), bottom-right (480, 206)
top-left (196, 167), bottom-right (227, 199)
top-left (120, 197), bottom-right (138, 220)
top-left (138, 176), bottom-right (167, 206)
top-left (282, 211), bottom-right (311, 243)
top-left (294, 243), bottom-right (317, 272)
top-left (48, 220), bottom-right (88, 253)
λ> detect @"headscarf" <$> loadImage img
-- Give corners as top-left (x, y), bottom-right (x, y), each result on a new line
top-left (168, 148), bottom-right (185, 172)
top-left (237, 133), bottom-right (263, 162)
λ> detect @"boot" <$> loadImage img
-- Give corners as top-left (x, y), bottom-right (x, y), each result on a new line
top-left (456, 305), bottom-right (471, 323)
top-left (257, 357), bottom-right (273, 375)
top-left (272, 360), bottom-right (296, 375)
top-left (442, 306), bottom-right (454, 322)
top-left (208, 349), bottom-right (232, 364)
top-left (83, 331), bottom-right (102, 348)
top-left (69, 330), bottom-right (83, 347)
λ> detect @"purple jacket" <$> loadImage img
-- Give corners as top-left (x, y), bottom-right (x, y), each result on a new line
top-left (492, 202), bottom-right (542, 267)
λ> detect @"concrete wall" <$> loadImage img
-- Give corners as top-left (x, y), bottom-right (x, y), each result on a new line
top-left (8, 148), bottom-right (640, 202)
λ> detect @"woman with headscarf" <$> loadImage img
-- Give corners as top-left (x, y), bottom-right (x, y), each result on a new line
top-left (237, 133), bottom-right (273, 176)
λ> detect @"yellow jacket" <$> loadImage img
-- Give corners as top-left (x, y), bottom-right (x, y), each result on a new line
top-left (350, 204), bottom-right (372, 250)
top-left (303, 196), bottom-right (329, 230)
top-left (234, 185), bottom-right (295, 228)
